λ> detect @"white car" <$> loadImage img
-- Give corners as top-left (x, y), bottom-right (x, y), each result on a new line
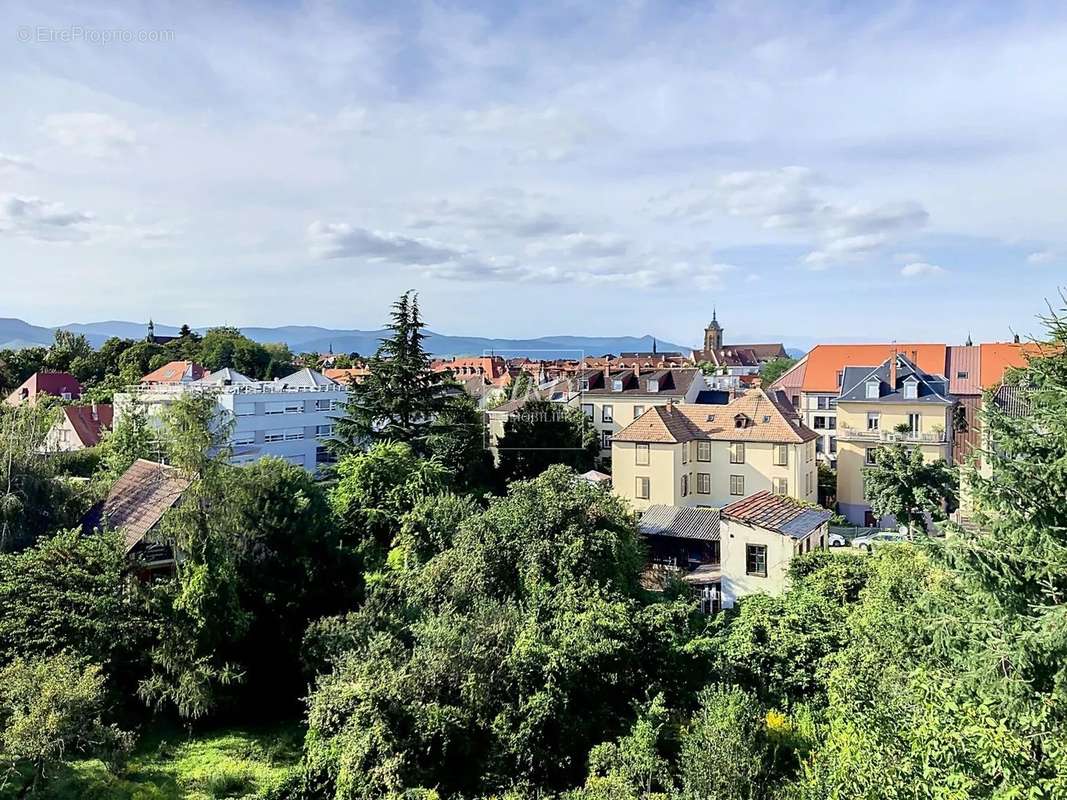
top-left (851, 530), bottom-right (907, 552)
top-left (828, 532), bottom-right (847, 548)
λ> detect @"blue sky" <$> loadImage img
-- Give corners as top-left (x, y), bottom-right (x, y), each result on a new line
top-left (1, 0), bottom-right (1064, 347)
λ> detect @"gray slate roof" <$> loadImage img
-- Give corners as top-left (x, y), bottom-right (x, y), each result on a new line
top-left (639, 505), bottom-right (721, 541)
top-left (721, 491), bottom-right (832, 540)
top-left (839, 353), bottom-right (951, 404)
top-left (276, 368), bottom-right (337, 388)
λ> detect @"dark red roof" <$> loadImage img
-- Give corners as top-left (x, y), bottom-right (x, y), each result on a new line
top-left (5, 371), bottom-right (82, 405)
top-left (63, 404), bottom-right (114, 448)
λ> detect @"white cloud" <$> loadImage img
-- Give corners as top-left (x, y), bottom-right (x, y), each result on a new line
top-left (0, 153), bottom-right (33, 174)
top-left (900, 261), bottom-right (945, 277)
top-left (1027, 249), bottom-right (1056, 265)
top-left (525, 232), bottom-right (630, 259)
top-left (307, 221), bottom-right (466, 264)
top-left (42, 113), bottom-right (138, 159)
top-left (0, 195), bottom-right (95, 242)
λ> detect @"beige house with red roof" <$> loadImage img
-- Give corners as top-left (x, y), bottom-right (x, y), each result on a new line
top-left (5, 371), bottom-right (82, 406)
top-left (45, 403), bottom-right (114, 452)
top-left (611, 388), bottom-right (818, 511)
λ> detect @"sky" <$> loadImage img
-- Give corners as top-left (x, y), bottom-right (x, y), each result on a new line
top-left (1, 0), bottom-right (1065, 348)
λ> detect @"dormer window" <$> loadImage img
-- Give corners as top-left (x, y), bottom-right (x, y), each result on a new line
top-left (835, 370), bottom-right (843, 388)
top-left (646, 379), bottom-right (659, 393)
top-left (578, 378), bottom-right (590, 391)
top-left (734, 414), bottom-right (749, 429)
top-left (612, 379), bottom-right (624, 392)
top-left (903, 377), bottom-right (918, 400)
top-left (865, 379), bottom-right (880, 399)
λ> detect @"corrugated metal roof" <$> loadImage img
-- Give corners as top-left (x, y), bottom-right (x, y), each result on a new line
top-left (721, 491), bottom-right (832, 539)
top-left (947, 346), bottom-right (981, 394)
top-left (639, 505), bottom-right (720, 541)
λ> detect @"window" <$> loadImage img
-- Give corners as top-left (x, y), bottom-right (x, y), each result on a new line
top-left (697, 441), bottom-right (711, 462)
top-left (746, 544), bottom-right (767, 577)
top-left (601, 430), bottom-right (613, 449)
top-left (578, 377), bottom-right (590, 391)
top-left (829, 436), bottom-right (837, 454)
top-left (828, 416), bottom-right (836, 429)
top-left (907, 413), bottom-right (920, 433)
top-left (264, 431), bottom-right (285, 443)
top-left (730, 474), bottom-right (745, 496)
top-left (234, 405), bottom-right (254, 417)
top-left (814, 416), bottom-right (826, 430)
top-left (865, 380), bottom-right (880, 399)
top-left (635, 443), bottom-right (649, 466)
top-left (956, 370), bottom-right (969, 380)
top-left (316, 424), bottom-right (335, 437)
top-left (284, 402), bottom-right (303, 414)
top-left (612, 379), bottom-right (624, 392)
top-left (817, 396), bottom-right (830, 410)
top-left (681, 474), bottom-right (689, 497)
top-left (835, 370), bottom-right (843, 388)
top-left (284, 428), bottom-right (304, 441)
top-left (734, 414), bottom-right (748, 429)
top-left (791, 395), bottom-right (800, 410)
top-left (233, 432), bottom-right (255, 446)
top-left (774, 444), bottom-right (789, 466)
top-left (316, 446), bottom-right (336, 464)
top-left (815, 437), bottom-right (824, 454)
top-left (581, 403), bottom-right (594, 418)
top-left (315, 398), bottom-right (332, 411)
top-left (729, 442), bottom-right (745, 464)
top-left (265, 402), bottom-right (287, 415)
top-left (865, 447), bottom-right (878, 466)
top-left (602, 405), bottom-right (613, 422)
top-left (636, 476), bottom-right (650, 499)
top-left (646, 379), bottom-right (660, 393)
top-left (772, 477), bottom-right (789, 495)
top-left (633, 405), bottom-right (645, 419)
top-left (681, 442), bottom-right (689, 464)
top-left (697, 473), bottom-right (711, 494)
top-left (903, 379), bottom-right (918, 400)
top-left (867, 412), bottom-right (880, 431)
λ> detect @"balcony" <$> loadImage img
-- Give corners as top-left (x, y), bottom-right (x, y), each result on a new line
top-left (838, 427), bottom-right (946, 444)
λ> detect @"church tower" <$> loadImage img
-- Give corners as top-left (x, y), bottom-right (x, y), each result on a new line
top-left (703, 309), bottom-right (723, 352)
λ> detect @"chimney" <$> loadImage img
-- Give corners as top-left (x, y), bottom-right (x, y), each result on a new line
top-left (666, 399), bottom-right (673, 414)
top-left (889, 352), bottom-right (898, 390)
top-left (91, 402), bottom-right (98, 421)
top-left (634, 362), bottom-right (640, 377)
top-left (1013, 333), bottom-right (1020, 344)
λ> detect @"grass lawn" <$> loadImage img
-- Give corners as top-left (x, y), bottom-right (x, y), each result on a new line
top-left (0, 722), bottom-right (303, 799)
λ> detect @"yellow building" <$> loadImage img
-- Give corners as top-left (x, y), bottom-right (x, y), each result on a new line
top-left (834, 353), bottom-right (955, 526)
top-left (568, 366), bottom-right (706, 464)
top-left (611, 388), bottom-right (819, 511)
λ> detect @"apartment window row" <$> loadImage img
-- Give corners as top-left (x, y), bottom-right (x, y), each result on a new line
top-left (266, 401), bottom-right (305, 415)
top-left (264, 428), bottom-right (305, 443)
top-left (812, 415), bottom-right (836, 430)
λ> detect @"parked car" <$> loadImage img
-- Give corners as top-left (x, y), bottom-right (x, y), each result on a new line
top-left (851, 530), bottom-right (907, 551)
top-left (828, 532), bottom-right (847, 547)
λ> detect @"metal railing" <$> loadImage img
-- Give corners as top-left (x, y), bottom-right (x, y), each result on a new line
top-left (837, 427), bottom-right (945, 443)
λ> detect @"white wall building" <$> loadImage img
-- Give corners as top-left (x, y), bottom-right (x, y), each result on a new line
top-left (114, 367), bottom-right (348, 473)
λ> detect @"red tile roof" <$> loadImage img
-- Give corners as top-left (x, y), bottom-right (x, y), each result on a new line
top-left (721, 490), bottom-right (832, 538)
top-left (141, 361), bottom-right (207, 384)
top-left (798, 344), bottom-right (947, 392)
top-left (63, 404), bottom-right (114, 448)
top-left (5, 371), bottom-right (83, 405)
top-left (979, 342), bottom-right (1039, 389)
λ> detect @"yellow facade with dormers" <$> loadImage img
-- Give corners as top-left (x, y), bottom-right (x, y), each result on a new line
top-left (610, 390), bottom-right (819, 512)
top-left (835, 400), bottom-right (954, 525)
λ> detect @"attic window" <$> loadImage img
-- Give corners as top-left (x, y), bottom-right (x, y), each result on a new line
top-left (578, 378), bottom-right (589, 391)
top-left (734, 414), bottom-right (748, 429)
top-left (835, 370), bottom-right (843, 388)
top-left (705, 414), bottom-right (716, 422)
top-left (956, 371), bottom-right (969, 380)
top-left (865, 379), bottom-right (880, 399)
top-left (612, 379), bottom-right (624, 392)
top-left (762, 415), bottom-right (771, 423)
top-left (903, 378), bottom-right (918, 400)
top-left (646, 379), bottom-right (659, 393)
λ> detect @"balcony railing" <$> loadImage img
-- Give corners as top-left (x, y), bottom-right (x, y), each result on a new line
top-left (838, 427), bottom-right (946, 443)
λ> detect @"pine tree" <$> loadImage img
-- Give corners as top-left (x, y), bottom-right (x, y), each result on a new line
top-left (333, 292), bottom-right (450, 455)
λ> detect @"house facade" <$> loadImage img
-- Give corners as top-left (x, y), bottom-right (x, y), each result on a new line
top-left (114, 367), bottom-right (348, 473)
top-left (611, 388), bottom-right (819, 512)
top-left (45, 403), bottom-right (114, 452)
top-left (835, 353), bottom-right (955, 526)
top-left (567, 366), bottom-right (706, 463)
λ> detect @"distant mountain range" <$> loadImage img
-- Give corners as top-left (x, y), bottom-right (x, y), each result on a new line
top-left (0, 318), bottom-right (712, 360)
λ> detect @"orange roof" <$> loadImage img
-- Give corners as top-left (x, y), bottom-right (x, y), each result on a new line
top-left (141, 361), bottom-right (206, 384)
top-left (979, 342), bottom-right (1040, 388)
top-left (800, 344), bottom-right (947, 392)
top-left (324, 367), bottom-right (370, 384)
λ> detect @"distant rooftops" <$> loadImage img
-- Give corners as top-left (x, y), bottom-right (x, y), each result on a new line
top-left (141, 361), bottom-right (207, 384)
top-left (838, 353), bottom-right (951, 404)
top-left (5, 371), bottom-right (83, 406)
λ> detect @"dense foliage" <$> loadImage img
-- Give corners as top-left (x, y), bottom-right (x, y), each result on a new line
top-left (0, 295), bottom-right (1064, 798)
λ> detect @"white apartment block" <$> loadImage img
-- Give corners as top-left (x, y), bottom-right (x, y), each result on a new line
top-left (114, 367), bottom-right (348, 473)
